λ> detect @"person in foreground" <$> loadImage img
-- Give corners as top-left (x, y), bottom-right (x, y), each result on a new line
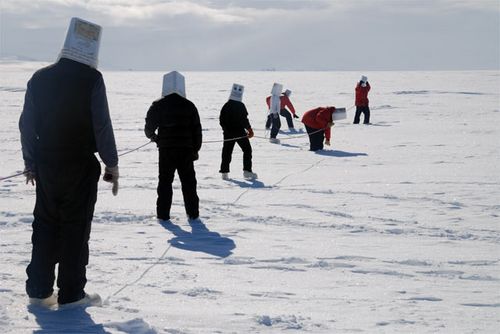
top-left (19, 17), bottom-right (119, 308)
top-left (144, 71), bottom-right (202, 221)
top-left (219, 83), bottom-right (257, 180)
top-left (301, 106), bottom-right (336, 151)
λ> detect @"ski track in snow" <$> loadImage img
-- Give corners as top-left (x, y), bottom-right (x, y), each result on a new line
top-left (1, 68), bottom-right (500, 333)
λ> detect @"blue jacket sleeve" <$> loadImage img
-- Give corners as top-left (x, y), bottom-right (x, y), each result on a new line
top-left (91, 76), bottom-right (118, 168)
top-left (19, 80), bottom-right (37, 170)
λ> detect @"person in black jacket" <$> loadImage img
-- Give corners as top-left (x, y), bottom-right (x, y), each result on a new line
top-left (144, 71), bottom-right (202, 221)
top-left (19, 17), bottom-right (118, 308)
top-left (219, 83), bottom-right (257, 180)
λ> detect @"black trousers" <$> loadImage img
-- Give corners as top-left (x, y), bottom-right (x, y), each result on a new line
top-left (219, 136), bottom-right (252, 173)
top-left (157, 148), bottom-right (199, 220)
top-left (26, 155), bottom-right (100, 304)
top-left (266, 109), bottom-right (293, 129)
top-left (266, 113), bottom-right (281, 138)
top-left (354, 106), bottom-right (370, 124)
top-left (305, 125), bottom-right (325, 151)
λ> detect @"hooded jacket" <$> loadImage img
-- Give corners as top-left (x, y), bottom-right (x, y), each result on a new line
top-left (219, 100), bottom-right (251, 138)
top-left (301, 107), bottom-right (335, 141)
top-left (355, 82), bottom-right (370, 107)
top-left (144, 93), bottom-right (202, 152)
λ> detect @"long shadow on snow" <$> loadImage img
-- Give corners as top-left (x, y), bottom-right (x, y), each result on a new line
top-left (28, 304), bottom-right (110, 334)
top-left (227, 178), bottom-right (269, 189)
top-left (315, 150), bottom-right (368, 157)
top-left (160, 219), bottom-right (235, 258)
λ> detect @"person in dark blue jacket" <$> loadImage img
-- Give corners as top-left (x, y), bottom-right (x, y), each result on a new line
top-left (19, 17), bottom-right (118, 308)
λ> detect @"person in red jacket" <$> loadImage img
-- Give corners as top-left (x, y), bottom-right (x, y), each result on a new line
top-left (265, 89), bottom-right (299, 131)
top-left (301, 106), bottom-right (335, 151)
top-left (354, 75), bottom-right (370, 124)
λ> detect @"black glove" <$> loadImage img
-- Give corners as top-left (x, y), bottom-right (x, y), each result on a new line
top-left (103, 166), bottom-right (119, 196)
top-left (24, 168), bottom-right (35, 186)
top-left (293, 114), bottom-right (299, 119)
top-left (193, 151), bottom-right (199, 161)
top-left (150, 134), bottom-right (159, 143)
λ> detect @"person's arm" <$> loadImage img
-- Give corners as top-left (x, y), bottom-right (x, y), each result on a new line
top-left (145, 102), bottom-right (160, 142)
top-left (265, 96), bottom-right (271, 109)
top-left (366, 82), bottom-right (371, 92)
top-left (192, 106), bottom-right (202, 153)
top-left (91, 75), bottom-right (118, 168)
top-left (19, 79), bottom-right (37, 172)
top-left (241, 103), bottom-right (251, 130)
top-left (283, 95), bottom-right (296, 115)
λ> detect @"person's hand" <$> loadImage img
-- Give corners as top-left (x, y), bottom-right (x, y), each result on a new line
top-left (103, 166), bottom-right (119, 196)
top-left (24, 168), bottom-right (35, 186)
top-left (293, 114), bottom-right (299, 119)
top-left (325, 139), bottom-right (331, 146)
top-left (150, 134), bottom-right (159, 143)
top-left (327, 122), bottom-right (334, 128)
top-left (247, 128), bottom-right (254, 138)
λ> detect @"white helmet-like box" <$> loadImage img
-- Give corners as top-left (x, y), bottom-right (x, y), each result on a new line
top-left (229, 83), bottom-right (244, 102)
top-left (271, 82), bottom-right (283, 96)
top-left (59, 17), bottom-right (102, 68)
top-left (162, 71), bottom-right (186, 98)
top-left (332, 107), bottom-right (347, 121)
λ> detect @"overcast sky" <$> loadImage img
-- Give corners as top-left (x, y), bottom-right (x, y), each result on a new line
top-left (0, 0), bottom-right (499, 70)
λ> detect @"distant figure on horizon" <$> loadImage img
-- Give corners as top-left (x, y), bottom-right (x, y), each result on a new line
top-left (144, 71), bottom-right (202, 221)
top-left (219, 83), bottom-right (257, 181)
top-left (301, 106), bottom-right (337, 151)
top-left (19, 17), bottom-right (118, 308)
top-left (265, 88), bottom-right (298, 132)
top-left (354, 75), bottom-right (371, 124)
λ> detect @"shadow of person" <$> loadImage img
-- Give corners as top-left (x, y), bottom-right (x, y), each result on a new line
top-left (315, 150), bottom-right (368, 157)
top-left (28, 304), bottom-right (109, 334)
top-left (228, 178), bottom-right (268, 189)
top-left (159, 219), bottom-right (235, 258)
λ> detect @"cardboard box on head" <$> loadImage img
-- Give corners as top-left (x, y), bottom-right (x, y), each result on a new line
top-left (270, 83), bottom-right (283, 115)
top-left (162, 71), bottom-right (186, 98)
top-left (332, 107), bottom-right (347, 121)
top-left (59, 17), bottom-right (102, 69)
top-left (271, 82), bottom-right (283, 96)
top-left (229, 83), bottom-right (244, 102)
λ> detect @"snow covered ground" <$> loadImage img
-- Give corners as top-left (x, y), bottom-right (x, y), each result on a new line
top-left (1, 63), bottom-right (499, 333)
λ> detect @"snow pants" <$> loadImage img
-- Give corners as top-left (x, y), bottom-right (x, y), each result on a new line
top-left (219, 136), bottom-right (253, 173)
top-left (305, 125), bottom-right (325, 151)
top-left (266, 109), bottom-right (293, 130)
top-left (26, 154), bottom-right (100, 304)
top-left (266, 113), bottom-right (281, 139)
top-left (354, 106), bottom-right (370, 124)
top-left (157, 148), bottom-right (199, 220)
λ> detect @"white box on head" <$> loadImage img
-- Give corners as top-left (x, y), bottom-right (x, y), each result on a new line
top-left (271, 83), bottom-right (283, 96)
top-left (229, 83), bottom-right (244, 102)
top-left (59, 17), bottom-right (102, 69)
top-left (332, 107), bottom-right (347, 121)
top-left (162, 71), bottom-right (186, 98)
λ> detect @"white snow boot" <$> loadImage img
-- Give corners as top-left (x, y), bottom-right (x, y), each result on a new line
top-left (243, 170), bottom-right (258, 180)
top-left (29, 294), bottom-right (58, 308)
top-left (59, 293), bottom-right (102, 309)
top-left (221, 172), bottom-right (229, 180)
top-left (269, 138), bottom-right (280, 144)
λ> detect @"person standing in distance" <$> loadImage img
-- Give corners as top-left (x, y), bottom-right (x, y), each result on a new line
top-left (144, 71), bottom-right (202, 221)
top-left (354, 75), bottom-right (371, 124)
top-left (265, 83), bottom-right (283, 143)
top-left (19, 17), bottom-right (119, 308)
top-left (219, 83), bottom-right (257, 180)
